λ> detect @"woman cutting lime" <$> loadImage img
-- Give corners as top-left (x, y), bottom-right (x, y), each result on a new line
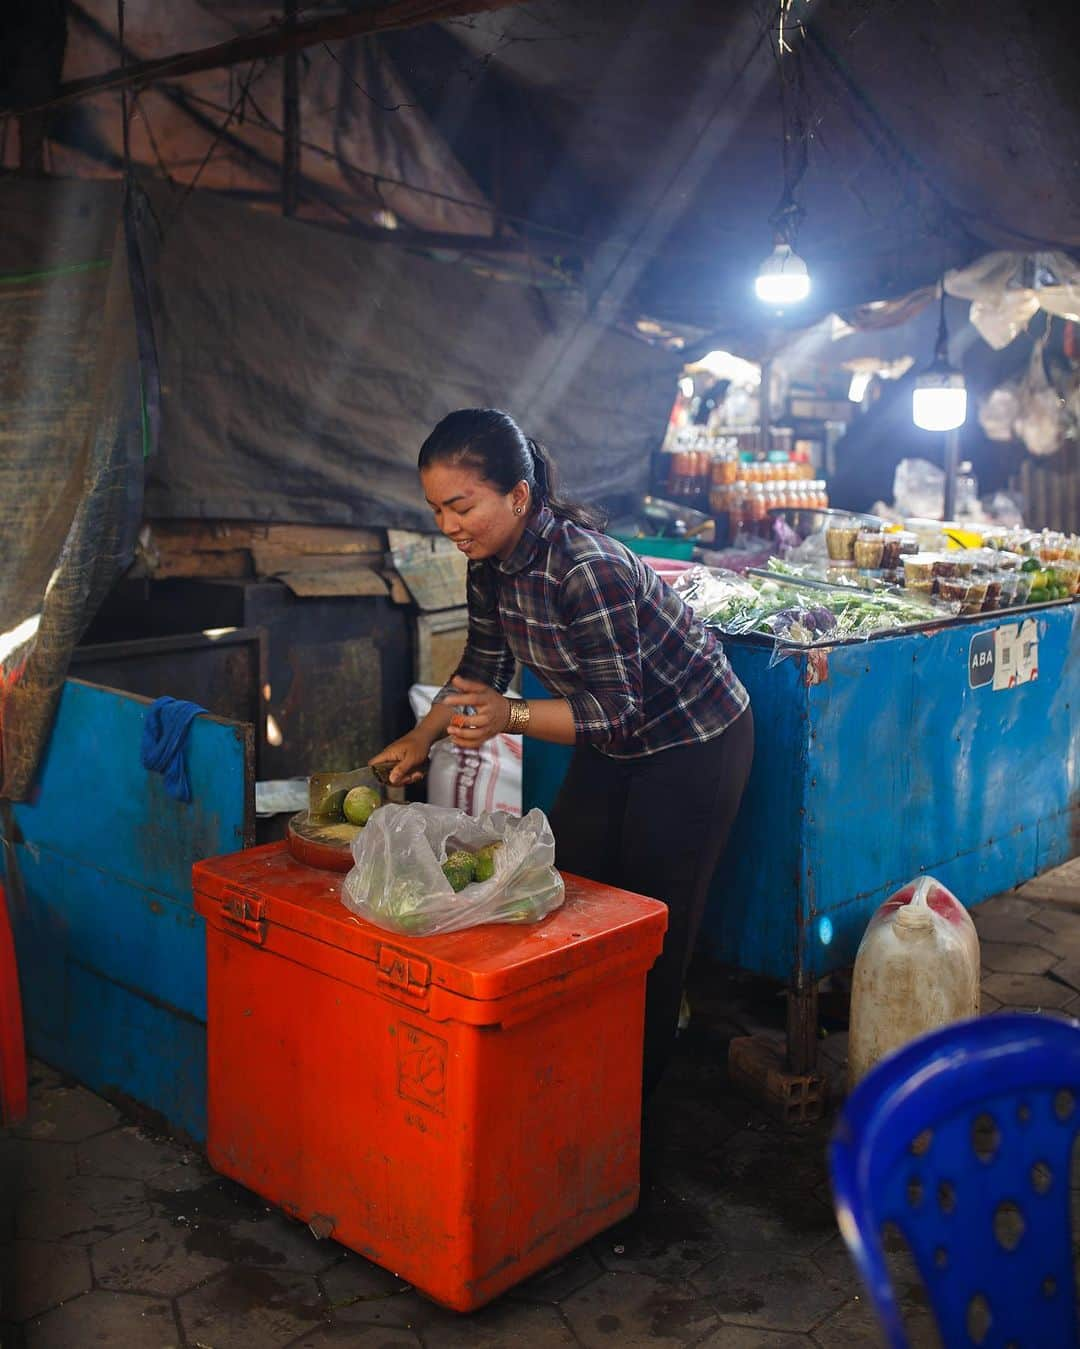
top-left (371, 408), bottom-right (753, 1093)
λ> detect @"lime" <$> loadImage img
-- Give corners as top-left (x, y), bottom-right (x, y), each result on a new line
top-left (343, 785), bottom-right (381, 826)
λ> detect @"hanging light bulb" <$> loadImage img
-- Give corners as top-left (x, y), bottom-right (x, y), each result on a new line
top-left (755, 242), bottom-right (811, 306)
top-left (912, 283), bottom-right (967, 431)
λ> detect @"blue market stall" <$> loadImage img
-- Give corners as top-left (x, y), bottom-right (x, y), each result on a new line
top-left (2, 679), bottom-right (253, 1140)
top-left (524, 601), bottom-right (1080, 1072)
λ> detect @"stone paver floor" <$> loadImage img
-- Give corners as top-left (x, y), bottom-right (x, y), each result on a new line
top-left (5, 868), bottom-right (1080, 1348)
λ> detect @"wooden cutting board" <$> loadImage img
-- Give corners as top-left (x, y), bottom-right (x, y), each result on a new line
top-left (286, 811), bottom-right (360, 872)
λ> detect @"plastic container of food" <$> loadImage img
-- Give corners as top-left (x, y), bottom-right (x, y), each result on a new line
top-left (1013, 573), bottom-right (1033, 605)
top-left (932, 555), bottom-right (975, 579)
top-left (905, 579), bottom-right (935, 597)
top-left (826, 525), bottom-right (859, 562)
top-left (896, 533), bottom-right (920, 557)
top-left (961, 579), bottom-right (988, 614)
top-left (937, 578), bottom-right (971, 605)
top-left (981, 578), bottom-right (1003, 611)
top-left (901, 556), bottom-right (936, 584)
top-left (1054, 560), bottom-right (1080, 595)
top-left (879, 536), bottom-right (903, 569)
top-left (853, 530), bottom-right (885, 569)
top-left (996, 572), bottom-right (1018, 607)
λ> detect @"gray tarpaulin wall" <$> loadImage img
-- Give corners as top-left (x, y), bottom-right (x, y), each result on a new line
top-left (144, 184), bottom-right (678, 528)
top-left (0, 178), bottom-right (680, 798)
top-left (0, 180), bottom-right (144, 802)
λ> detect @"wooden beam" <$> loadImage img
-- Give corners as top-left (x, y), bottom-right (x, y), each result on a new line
top-left (281, 0), bottom-right (300, 217)
top-left (29, 0), bottom-right (524, 115)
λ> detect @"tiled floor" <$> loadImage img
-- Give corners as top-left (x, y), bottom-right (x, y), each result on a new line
top-left (5, 867), bottom-right (1080, 1348)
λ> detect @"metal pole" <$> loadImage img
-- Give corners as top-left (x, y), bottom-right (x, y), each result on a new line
top-left (943, 427), bottom-right (959, 521)
top-left (759, 358), bottom-right (773, 455)
top-left (282, 0), bottom-right (300, 217)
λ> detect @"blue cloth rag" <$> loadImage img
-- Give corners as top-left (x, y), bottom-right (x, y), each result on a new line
top-left (140, 697), bottom-right (207, 803)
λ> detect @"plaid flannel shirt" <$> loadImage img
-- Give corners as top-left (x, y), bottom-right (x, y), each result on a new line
top-left (435, 506), bottom-right (749, 759)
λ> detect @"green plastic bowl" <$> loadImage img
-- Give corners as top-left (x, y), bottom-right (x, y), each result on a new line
top-left (612, 534), bottom-right (696, 561)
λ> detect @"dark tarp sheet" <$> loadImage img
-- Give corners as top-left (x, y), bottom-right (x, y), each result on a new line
top-left (0, 179), bottom-right (144, 800)
top-left (0, 177), bottom-right (680, 797)
top-left (143, 185), bottom-right (681, 528)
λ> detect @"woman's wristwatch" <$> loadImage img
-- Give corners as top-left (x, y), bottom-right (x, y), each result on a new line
top-left (504, 698), bottom-right (531, 735)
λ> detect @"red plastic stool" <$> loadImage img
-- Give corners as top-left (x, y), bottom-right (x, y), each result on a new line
top-left (0, 881), bottom-right (28, 1125)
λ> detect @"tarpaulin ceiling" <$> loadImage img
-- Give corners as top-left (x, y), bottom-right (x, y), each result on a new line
top-left (7, 0), bottom-right (1076, 338)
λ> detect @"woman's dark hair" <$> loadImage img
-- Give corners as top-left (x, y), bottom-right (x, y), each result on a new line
top-left (418, 408), bottom-right (606, 531)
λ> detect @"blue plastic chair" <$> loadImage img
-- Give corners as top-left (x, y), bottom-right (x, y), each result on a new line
top-left (829, 1012), bottom-right (1080, 1349)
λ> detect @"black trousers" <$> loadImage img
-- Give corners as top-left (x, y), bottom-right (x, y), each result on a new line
top-left (548, 706), bottom-right (754, 1096)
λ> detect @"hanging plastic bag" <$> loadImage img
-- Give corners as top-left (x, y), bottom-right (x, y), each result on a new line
top-left (1014, 333), bottom-right (1067, 457)
top-left (978, 382), bottom-right (1022, 441)
top-left (342, 802), bottom-right (564, 936)
top-left (969, 293), bottom-right (1039, 349)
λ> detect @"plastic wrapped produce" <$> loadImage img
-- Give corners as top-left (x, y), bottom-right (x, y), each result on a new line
top-left (343, 804), bottom-right (564, 936)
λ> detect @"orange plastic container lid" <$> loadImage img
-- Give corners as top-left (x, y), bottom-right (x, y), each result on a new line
top-left (193, 844), bottom-right (667, 1003)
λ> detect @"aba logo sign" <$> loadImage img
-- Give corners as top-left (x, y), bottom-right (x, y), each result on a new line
top-left (968, 630), bottom-right (995, 688)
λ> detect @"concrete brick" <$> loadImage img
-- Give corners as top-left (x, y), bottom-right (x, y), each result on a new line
top-left (287, 1328), bottom-right (421, 1348)
top-left (0, 1139), bottom-right (77, 1197)
top-left (592, 1184), bottom-right (734, 1279)
top-left (0, 1240), bottom-right (92, 1322)
top-left (693, 1249), bottom-right (848, 1334)
top-left (12, 1080), bottom-right (120, 1145)
top-left (978, 940), bottom-right (1059, 975)
top-left (980, 972), bottom-right (1076, 1010)
top-left (670, 1132), bottom-right (838, 1258)
top-left (177, 1269), bottom-right (326, 1349)
top-left (698, 1328), bottom-right (813, 1347)
top-left (970, 911), bottom-right (1053, 946)
top-left (974, 895), bottom-right (1038, 922)
top-left (77, 1128), bottom-right (183, 1182)
top-left (145, 1157), bottom-right (218, 1198)
top-left (810, 1296), bottom-right (942, 1347)
top-left (16, 1175), bottom-right (151, 1244)
top-left (395, 1300), bottom-right (578, 1348)
top-left (25, 1291), bottom-right (178, 1349)
top-left (319, 1255), bottom-right (414, 1329)
top-left (92, 1216), bottom-right (230, 1298)
top-left (562, 1271), bottom-right (719, 1347)
top-left (1029, 907), bottom-right (1080, 939)
top-left (144, 1170), bottom-right (340, 1275)
top-left (506, 1245), bottom-right (604, 1303)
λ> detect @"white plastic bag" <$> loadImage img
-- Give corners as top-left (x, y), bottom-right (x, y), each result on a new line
top-left (408, 684), bottom-right (522, 816)
top-left (342, 802), bottom-right (564, 936)
top-left (1014, 334), bottom-right (1067, 457)
top-left (893, 458), bottom-right (944, 519)
top-left (978, 382), bottom-right (1022, 441)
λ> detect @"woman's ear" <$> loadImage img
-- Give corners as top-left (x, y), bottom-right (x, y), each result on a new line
top-left (511, 480), bottom-right (531, 514)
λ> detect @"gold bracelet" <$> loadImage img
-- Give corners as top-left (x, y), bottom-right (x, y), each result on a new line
top-left (505, 698), bottom-right (531, 735)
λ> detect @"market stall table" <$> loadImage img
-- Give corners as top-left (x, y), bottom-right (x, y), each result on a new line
top-left (524, 599), bottom-right (1080, 1077)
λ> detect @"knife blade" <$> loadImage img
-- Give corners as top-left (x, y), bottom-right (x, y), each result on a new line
top-left (307, 767), bottom-right (379, 820)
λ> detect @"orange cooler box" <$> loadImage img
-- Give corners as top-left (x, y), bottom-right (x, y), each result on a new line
top-left (192, 843), bottom-right (666, 1311)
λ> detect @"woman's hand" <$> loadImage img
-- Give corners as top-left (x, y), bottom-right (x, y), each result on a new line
top-left (441, 676), bottom-right (511, 749)
top-left (369, 730), bottom-right (432, 786)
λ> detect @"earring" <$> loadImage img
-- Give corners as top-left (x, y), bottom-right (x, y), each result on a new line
top-left (515, 507), bottom-right (523, 515)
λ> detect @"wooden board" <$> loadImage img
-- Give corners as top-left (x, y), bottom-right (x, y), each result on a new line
top-left (287, 811), bottom-right (360, 872)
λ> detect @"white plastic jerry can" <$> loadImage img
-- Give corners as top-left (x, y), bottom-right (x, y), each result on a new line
top-left (847, 875), bottom-right (980, 1090)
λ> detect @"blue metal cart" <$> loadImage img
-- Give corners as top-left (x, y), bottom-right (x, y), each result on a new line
top-left (524, 602), bottom-right (1080, 1070)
